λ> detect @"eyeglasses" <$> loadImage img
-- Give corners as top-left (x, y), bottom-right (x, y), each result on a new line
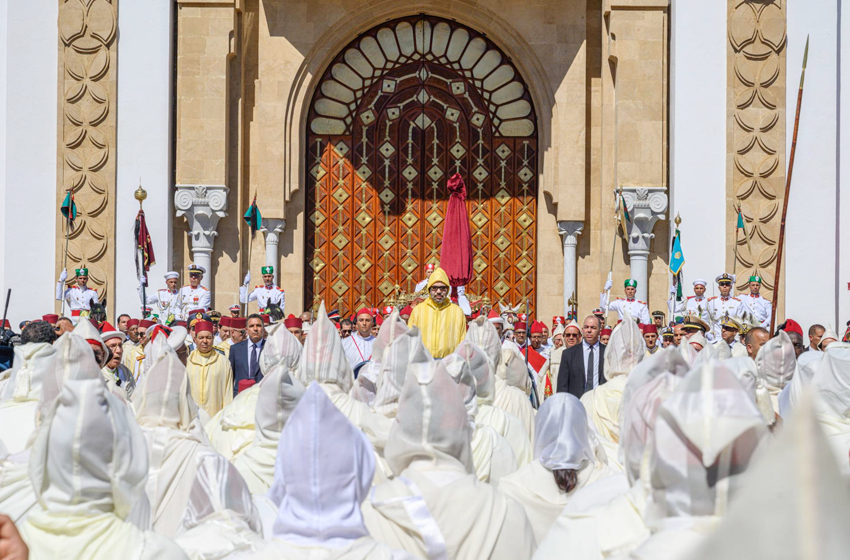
top-left (189, 273), bottom-right (201, 278)
top-left (429, 286), bottom-right (449, 293)
top-left (564, 333), bottom-right (579, 338)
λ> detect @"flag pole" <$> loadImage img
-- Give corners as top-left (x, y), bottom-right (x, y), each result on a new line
top-left (605, 189), bottom-right (622, 326)
top-left (243, 192), bottom-right (257, 317)
top-left (732, 203), bottom-right (739, 278)
top-left (61, 191), bottom-right (72, 317)
top-left (770, 35), bottom-right (808, 331)
top-left (135, 183), bottom-right (148, 319)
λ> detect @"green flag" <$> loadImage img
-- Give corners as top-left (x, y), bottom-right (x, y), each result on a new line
top-left (243, 195), bottom-right (262, 236)
top-left (60, 191), bottom-right (77, 224)
top-left (737, 209), bottom-right (745, 229)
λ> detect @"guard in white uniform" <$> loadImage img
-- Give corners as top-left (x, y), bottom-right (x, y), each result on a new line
top-left (738, 274), bottom-right (773, 332)
top-left (55, 266), bottom-right (100, 323)
top-left (713, 315), bottom-right (748, 357)
top-left (670, 278), bottom-right (711, 325)
top-left (414, 263), bottom-right (436, 292)
top-left (239, 265), bottom-right (284, 313)
top-left (600, 278), bottom-right (651, 324)
top-left (176, 263), bottom-right (211, 320)
top-left (138, 271), bottom-right (183, 323)
top-left (707, 273), bottom-right (744, 339)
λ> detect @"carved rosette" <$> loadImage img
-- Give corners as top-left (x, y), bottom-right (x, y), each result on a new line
top-left (729, 0), bottom-right (786, 295)
top-left (57, 0), bottom-right (118, 303)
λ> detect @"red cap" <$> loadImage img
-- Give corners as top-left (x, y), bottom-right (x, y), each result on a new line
top-left (335, 322), bottom-right (341, 330)
top-left (641, 324), bottom-right (658, 334)
top-left (187, 309), bottom-right (205, 316)
top-left (552, 316), bottom-right (566, 325)
top-left (530, 321), bottom-right (546, 334)
top-left (782, 319), bottom-right (803, 337)
top-left (42, 314), bottom-right (59, 325)
top-left (355, 307), bottom-right (373, 318)
top-left (194, 320), bottom-right (214, 334)
top-left (231, 317), bottom-right (247, 329)
top-left (0, 320), bottom-right (10, 328)
top-left (400, 306), bottom-right (413, 316)
top-left (261, 314), bottom-right (271, 325)
top-left (139, 319), bottom-right (156, 329)
top-left (219, 316), bottom-right (232, 327)
top-left (173, 320), bottom-right (188, 328)
top-left (99, 322), bottom-right (125, 342)
top-left (238, 379), bottom-right (256, 393)
top-left (284, 314), bottom-right (302, 329)
top-left (126, 318), bottom-right (140, 328)
top-left (600, 327), bottom-right (613, 336)
top-left (375, 315), bottom-right (384, 326)
top-left (150, 325), bottom-right (173, 342)
top-left (425, 263), bottom-right (435, 271)
top-left (514, 321), bottom-right (527, 331)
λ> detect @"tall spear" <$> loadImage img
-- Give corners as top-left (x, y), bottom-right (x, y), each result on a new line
top-left (770, 36), bottom-right (808, 331)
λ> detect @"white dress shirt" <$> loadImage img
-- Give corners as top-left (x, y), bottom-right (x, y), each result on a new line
top-left (582, 340), bottom-right (602, 390)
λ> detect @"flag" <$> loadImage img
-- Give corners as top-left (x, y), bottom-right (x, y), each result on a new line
top-left (134, 209), bottom-right (156, 284)
top-left (670, 227), bottom-right (685, 300)
top-left (243, 195), bottom-right (262, 237)
top-left (616, 193), bottom-right (630, 238)
top-left (60, 191), bottom-right (77, 228)
top-left (737, 208), bottom-right (745, 229)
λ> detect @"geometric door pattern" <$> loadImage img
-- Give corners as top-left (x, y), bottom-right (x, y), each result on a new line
top-left (306, 16), bottom-right (537, 315)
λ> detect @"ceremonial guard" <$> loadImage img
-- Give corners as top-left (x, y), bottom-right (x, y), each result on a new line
top-left (414, 263), bottom-right (436, 292)
top-left (670, 279), bottom-right (711, 325)
top-left (714, 316), bottom-right (748, 357)
top-left (600, 279), bottom-right (651, 324)
top-left (176, 264), bottom-right (211, 319)
top-left (707, 273), bottom-right (744, 339)
top-left (139, 271), bottom-right (183, 323)
top-left (55, 266), bottom-right (100, 323)
top-left (738, 274), bottom-right (773, 332)
top-left (239, 266), bottom-right (284, 314)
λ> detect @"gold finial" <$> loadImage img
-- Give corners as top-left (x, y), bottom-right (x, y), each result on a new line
top-left (567, 291), bottom-right (578, 309)
top-left (674, 213), bottom-right (681, 227)
top-left (134, 179), bottom-right (148, 208)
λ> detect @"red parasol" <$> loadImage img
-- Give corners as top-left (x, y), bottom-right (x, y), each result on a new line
top-left (440, 173), bottom-right (473, 290)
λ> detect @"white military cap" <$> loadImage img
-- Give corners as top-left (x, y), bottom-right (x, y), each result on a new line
top-left (187, 263), bottom-right (206, 274)
top-left (164, 271), bottom-right (179, 280)
top-left (693, 278), bottom-right (707, 287)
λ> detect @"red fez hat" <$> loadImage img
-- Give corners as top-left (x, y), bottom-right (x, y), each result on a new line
top-left (400, 306), bottom-right (413, 316)
top-left (514, 321), bottom-right (528, 331)
top-left (126, 318), bottom-right (140, 328)
top-left (335, 322), bottom-right (341, 330)
top-left (641, 324), bottom-right (658, 334)
top-left (42, 314), bottom-right (59, 325)
top-left (425, 263), bottom-right (435, 271)
top-left (1, 319), bottom-right (10, 329)
top-left (355, 307), bottom-right (373, 318)
top-left (219, 316), bottom-right (232, 327)
top-left (230, 317), bottom-right (247, 329)
top-left (284, 314), bottom-right (302, 329)
top-left (530, 321), bottom-right (545, 334)
top-left (187, 309), bottom-right (205, 316)
top-left (600, 327), bottom-right (613, 336)
top-left (139, 319), bottom-right (156, 329)
top-left (261, 314), bottom-right (271, 325)
top-left (194, 320), bottom-right (214, 334)
top-left (150, 325), bottom-right (173, 342)
top-left (375, 315), bottom-right (384, 326)
top-left (173, 320), bottom-right (188, 328)
top-left (782, 319), bottom-right (803, 337)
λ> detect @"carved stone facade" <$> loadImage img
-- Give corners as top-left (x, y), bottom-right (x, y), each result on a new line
top-left (55, 0), bottom-right (118, 306)
top-left (727, 0), bottom-right (787, 301)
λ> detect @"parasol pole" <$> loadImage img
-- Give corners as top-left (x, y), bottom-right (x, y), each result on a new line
top-left (770, 36), bottom-right (808, 330)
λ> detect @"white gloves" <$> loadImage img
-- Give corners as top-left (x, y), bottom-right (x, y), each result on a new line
top-left (603, 279), bottom-right (612, 292)
top-left (243, 272), bottom-right (251, 286)
top-left (59, 268), bottom-right (68, 282)
top-left (140, 275), bottom-right (147, 286)
top-left (670, 286), bottom-right (677, 296)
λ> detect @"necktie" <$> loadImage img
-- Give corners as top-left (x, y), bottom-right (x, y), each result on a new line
top-left (586, 345), bottom-right (594, 390)
top-left (250, 343), bottom-right (258, 377)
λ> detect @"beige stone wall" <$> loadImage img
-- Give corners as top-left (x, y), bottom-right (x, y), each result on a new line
top-left (55, 0), bottom-right (119, 310)
top-left (727, 0), bottom-right (786, 312)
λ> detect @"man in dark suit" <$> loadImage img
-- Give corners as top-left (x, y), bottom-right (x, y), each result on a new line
top-left (229, 313), bottom-right (266, 395)
top-left (556, 314), bottom-right (606, 399)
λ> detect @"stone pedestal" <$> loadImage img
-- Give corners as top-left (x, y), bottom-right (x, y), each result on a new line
top-left (174, 184), bottom-right (229, 289)
top-left (558, 221), bottom-right (584, 318)
top-left (260, 218), bottom-right (286, 285)
top-left (621, 187), bottom-right (668, 302)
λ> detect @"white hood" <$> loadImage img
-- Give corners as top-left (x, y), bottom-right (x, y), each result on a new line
top-left (296, 302), bottom-right (354, 393)
top-left (135, 345), bottom-right (199, 431)
top-left (756, 330), bottom-right (797, 396)
top-left (454, 339), bottom-right (496, 406)
top-left (534, 393), bottom-right (596, 471)
top-left (604, 316), bottom-right (646, 380)
top-left (0, 342), bottom-right (56, 403)
top-left (260, 324), bottom-right (302, 376)
top-left (372, 319), bottom-right (430, 417)
top-left (465, 316), bottom-right (503, 370)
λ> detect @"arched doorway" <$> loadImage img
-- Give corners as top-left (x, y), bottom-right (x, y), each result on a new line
top-left (305, 16), bottom-right (538, 314)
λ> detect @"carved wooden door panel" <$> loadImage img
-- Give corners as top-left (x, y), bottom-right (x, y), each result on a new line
top-left (306, 16), bottom-right (537, 315)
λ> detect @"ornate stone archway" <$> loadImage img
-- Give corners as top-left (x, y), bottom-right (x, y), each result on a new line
top-left (305, 15), bottom-right (538, 314)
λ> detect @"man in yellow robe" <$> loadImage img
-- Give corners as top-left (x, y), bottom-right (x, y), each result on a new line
top-left (185, 319), bottom-right (234, 417)
top-left (408, 267), bottom-right (466, 358)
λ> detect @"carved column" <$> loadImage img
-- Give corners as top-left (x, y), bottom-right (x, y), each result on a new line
top-left (621, 187), bottom-right (668, 302)
top-left (260, 218), bottom-right (286, 285)
top-left (174, 185), bottom-right (229, 289)
top-left (558, 221), bottom-right (584, 319)
top-left (56, 0), bottom-right (119, 306)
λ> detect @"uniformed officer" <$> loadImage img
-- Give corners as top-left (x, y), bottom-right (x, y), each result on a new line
top-left (139, 271), bottom-right (183, 323)
top-left (738, 274), bottom-right (772, 332)
top-left (55, 266), bottom-right (100, 323)
top-left (600, 279), bottom-right (651, 324)
top-left (707, 273), bottom-right (744, 339)
top-left (670, 279), bottom-right (711, 325)
top-left (240, 266), bottom-right (285, 314)
top-left (176, 264), bottom-right (211, 320)
top-left (713, 315), bottom-right (748, 357)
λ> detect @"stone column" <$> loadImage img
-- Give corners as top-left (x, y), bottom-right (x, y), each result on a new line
top-left (621, 187), bottom-right (668, 302)
top-left (175, 184), bottom-right (229, 289)
top-left (260, 218), bottom-right (286, 285)
top-left (558, 221), bottom-right (584, 318)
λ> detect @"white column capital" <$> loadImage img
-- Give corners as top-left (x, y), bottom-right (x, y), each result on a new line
top-left (260, 218), bottom-right (286, 245)
top-left (558, 220), bottom-right (584, 318)
top-left (558, 220), bottom-right (585, 247)
top-left (620, 187), bottom-right (667, 301)
top-left (175, 184), bottom-right (229, 288)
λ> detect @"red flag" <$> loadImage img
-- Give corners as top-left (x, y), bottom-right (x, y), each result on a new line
top-left (135, 209), bottom-right (156, 284)
top-left (521, 346), bottom-right (547, 375)
top-left (439, 173), bottom-right (473, 289)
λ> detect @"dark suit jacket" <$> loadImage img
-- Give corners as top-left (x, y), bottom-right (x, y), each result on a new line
top-left (229, 339), bottom-right (265, 396)
top-left (556, 342), bottom-right (606, 399)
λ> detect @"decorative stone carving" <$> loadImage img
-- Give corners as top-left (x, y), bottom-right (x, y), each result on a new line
top-left (558, 221), bottom-right (584, 318)
top-left (260, 218), bottom-right (286, 285)
top-left (728, 0), bottom-right (786, 296)
top-left (56, 0), bottom-right (118, 305)
top-left (175, 184), bottom-right (229, 288)
top-left (621, 187), bottom-right (668, 302)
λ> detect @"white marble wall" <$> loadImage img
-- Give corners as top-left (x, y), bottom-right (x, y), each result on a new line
top-left (0, 0), bottom-right (58, 325)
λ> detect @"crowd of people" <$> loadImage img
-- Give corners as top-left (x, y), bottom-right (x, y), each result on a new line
top-left (0, 263), bottom-right (848, 559)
